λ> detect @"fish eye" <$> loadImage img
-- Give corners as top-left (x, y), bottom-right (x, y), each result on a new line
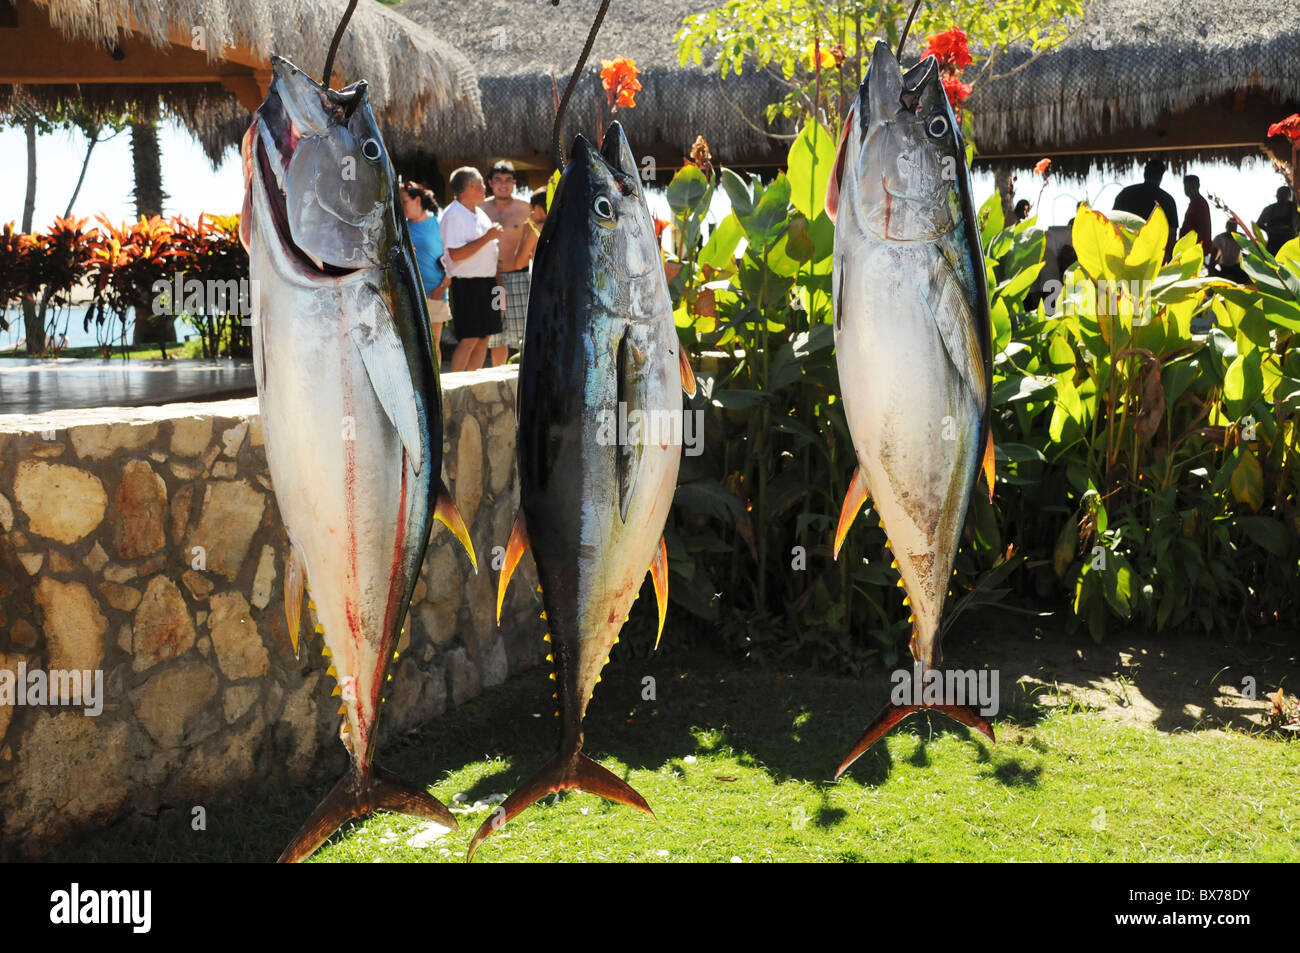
top-left (927, 115), bottom-right (949, 138)
top-left (361, 138), bottom-right (382, 161)
top-left (593, 195), bottom-right (614, 219)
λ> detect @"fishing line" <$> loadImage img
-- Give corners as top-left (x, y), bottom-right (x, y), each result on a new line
top-left (322, 0), bottom-right (360, 87)
top-left (552, 0), bottom-right (614, 167)
top-left (896, 0), bottom-right (925, 60)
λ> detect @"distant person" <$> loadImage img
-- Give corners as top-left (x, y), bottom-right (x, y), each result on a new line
top-left (1113, 159), bottom-right (1178, 261)
top-left (1258, 186), bottom-right (1299, 255)
top-left (440, 167), bottom-right (503, 373)
top-left (1210, 220), bottom-right (1249, 283)
top-left (400, 180), bottom-right (451, 367)
top-left (1179, 174), bottom-right (1213, 262)
top-left (510, 190), bottom-right (547, 271)
top-left (481, 160), bottom-right (532, 368)
top-left (1013, 199), bottom-right (1031, 222)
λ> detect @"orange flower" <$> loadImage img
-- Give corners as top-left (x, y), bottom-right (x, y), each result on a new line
top-left (1267, 113), bottom-right (1300, 141)
top-left (924, 28), bottom-right (972, 69)
top-left (1034, 158), bottom-right (1052, 178)
top-left (601, 57), bottom-right (641, 112)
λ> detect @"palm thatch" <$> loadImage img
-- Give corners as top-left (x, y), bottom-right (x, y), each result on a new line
top-left (3, 0), bottom-right (484, 162)
top-left (968, 0), bottom-right (1300, 164)
top-left (394, 0), bottom-right (796, 170)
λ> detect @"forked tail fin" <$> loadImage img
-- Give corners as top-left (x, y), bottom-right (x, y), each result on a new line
top-left (277, 765), bottom-right (458, 863)
top-left (466, 751), bottom-right (653, 862)
top-left (834, 701), bottom-right (995, 780)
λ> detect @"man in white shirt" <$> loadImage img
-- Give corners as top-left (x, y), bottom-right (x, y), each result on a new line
top-left (440, 167), bottom-right (504, 372)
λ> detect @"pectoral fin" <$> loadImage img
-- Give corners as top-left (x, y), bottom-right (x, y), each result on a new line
top-left (434, 479), bottom-right (477, 572)
top-left (649, 534), bottom-right (669, 649)
top-left (284, 543), bottom-right (307, 657)
top-left (350, 285), bottom-right (423, 475)
top-left (496, 514), bottom-right (530, 625)
top-left (832, 466), bottom-right (871, 559)
top-left (616, 329), bottom-right (648, 524)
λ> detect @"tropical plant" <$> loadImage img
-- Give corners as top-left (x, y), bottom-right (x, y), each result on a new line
top-left (658, 114), bottom-right (1299, 672)
top-left (676, 0), bottom-right (1083, 131)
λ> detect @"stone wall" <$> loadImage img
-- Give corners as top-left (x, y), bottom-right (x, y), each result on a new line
top-left (0, 365), bottom-right (542, 856)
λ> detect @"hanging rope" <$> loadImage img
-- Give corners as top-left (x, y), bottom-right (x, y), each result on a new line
top-left (552, 0), bottom-right (614, 167)
top-left (322, 0), bottom-right (359, 87)
top-left (896, 0), bottom-right (924, 60)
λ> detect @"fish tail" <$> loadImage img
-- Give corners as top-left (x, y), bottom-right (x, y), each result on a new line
top-left (277, 765), bottom-right (458, 863)
top-left (834, 699), bottom-right (995, 780)
top-left (466, 751), bottom-right (653, 862)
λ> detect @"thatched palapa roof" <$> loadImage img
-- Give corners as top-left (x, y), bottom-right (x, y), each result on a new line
top-left (394, 0), bottom-right (795, 175)
top-left (967, 0), bottom-right (1300, 173)
top-left (2, 0), bottom-right (484, 162)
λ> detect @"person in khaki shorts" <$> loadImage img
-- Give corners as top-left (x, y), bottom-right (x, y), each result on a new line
top-left (400, 180), bottom-right (451, 366)
top-left (481, 160), bottom-right (533, 366)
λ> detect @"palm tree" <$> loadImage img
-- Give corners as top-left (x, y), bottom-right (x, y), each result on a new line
top-left (129, 118), bottom-right (173, 347)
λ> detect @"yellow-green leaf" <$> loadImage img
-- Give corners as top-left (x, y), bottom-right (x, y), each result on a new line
top-left (1124, 204), bottom-right (1168, 287)
top-left (1072, 204), bottom-right (1126, 283)
top-left (1230, 449), bottom-right (1264, 511)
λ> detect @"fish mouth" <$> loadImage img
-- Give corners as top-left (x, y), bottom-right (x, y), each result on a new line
top-left (252, 58), bottom-right (369, 276)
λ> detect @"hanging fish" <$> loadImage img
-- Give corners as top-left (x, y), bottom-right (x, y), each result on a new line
top-left (826, 39), bottom-right (996, 777)
top-left (472, 121), bottom-right (696, 861)
top-left (241, 55), bottom-right (477, 862)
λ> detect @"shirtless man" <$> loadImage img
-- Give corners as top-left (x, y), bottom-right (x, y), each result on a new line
top-left (481, 160), bottom-right (532, 367)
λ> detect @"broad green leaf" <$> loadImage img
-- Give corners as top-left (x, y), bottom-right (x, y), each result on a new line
top-left (720, 168), bottom-right (754, 220)
top-left (667, 164), bottom-right (710, 216)
top-left (1236, 516), bottom-right (1291, 556)
top-left (699, 213), bottom-right (743, 269)
top-left (992, 373), bottom-right (1056, 406)
top-left (786, 118), bottom-right (836, 221)
top-left (995, 260), bottom-right (1045, 301)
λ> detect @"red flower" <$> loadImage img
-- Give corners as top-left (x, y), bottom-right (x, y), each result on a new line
top-left (924, 28), bottom-right (972, 69)
top-left (1034, 158), bottom-right (1052, 178)
top-left (1267, 113), bottom-right (1300, 142)
top-left (941, 75), bottom-right (972, 107)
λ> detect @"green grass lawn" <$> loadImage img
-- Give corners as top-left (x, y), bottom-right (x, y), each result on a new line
top-left (56, 650), bottom-right (1299, 863)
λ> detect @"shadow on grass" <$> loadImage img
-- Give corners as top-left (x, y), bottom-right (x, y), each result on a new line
top-left (51, 630), bottom-right (1048, 861)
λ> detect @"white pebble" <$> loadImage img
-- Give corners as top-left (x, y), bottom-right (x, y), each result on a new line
top-left (683, 755), bottom-right (697, 764)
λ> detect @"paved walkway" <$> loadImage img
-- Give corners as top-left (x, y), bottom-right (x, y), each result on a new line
top-left (0, 359), bottom-right (255, 415)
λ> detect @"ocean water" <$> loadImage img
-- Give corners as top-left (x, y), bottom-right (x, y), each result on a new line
top-left (0, 305), bottom-right (185, 352)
